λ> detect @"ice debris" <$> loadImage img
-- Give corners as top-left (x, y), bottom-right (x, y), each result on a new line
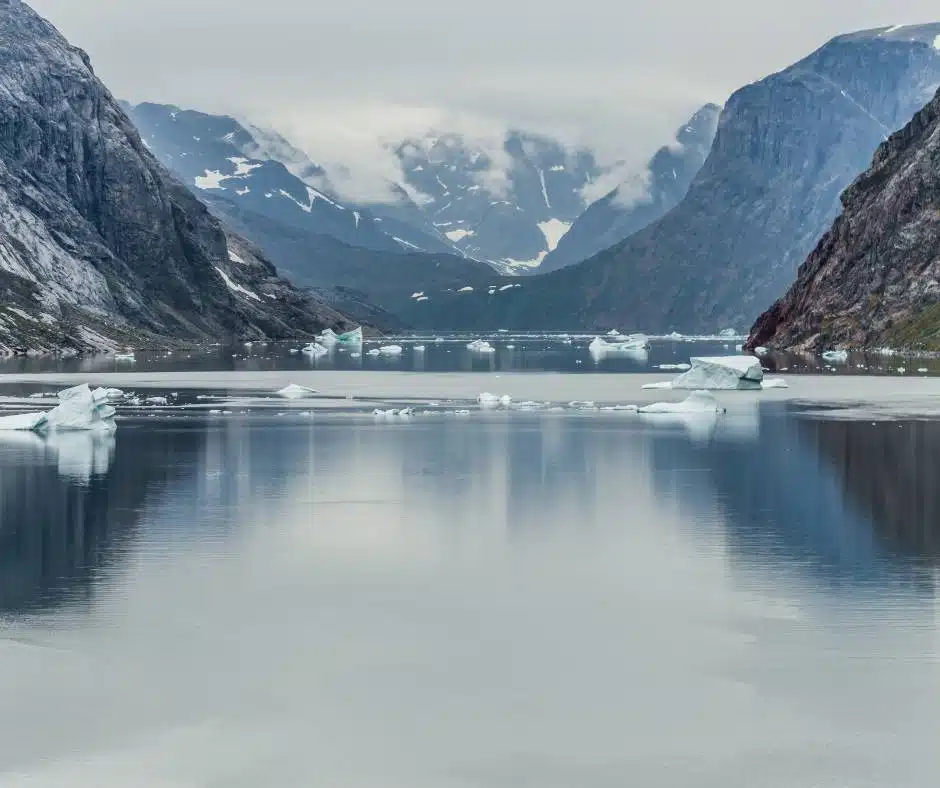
top-left (302, 342), bottom-right (329, 358)
top-left (478, 392), bottom-right (512, 409)
top-left (658, 363), bottom-right (692, 371)
top-left (276, 384), bottom-right (318, 399)
top-left (114, 353), bottom-right (136, 363)
top-left (639, 391), bottom-right (725, 414)
top-left (378, 345), bottom-right (403, 356)
top-left (822, 350), bottom-right (849, 364)
top-left (761, 378), bottom-right (789, 389)
top-left (467, 339), bottom-right (496, 353)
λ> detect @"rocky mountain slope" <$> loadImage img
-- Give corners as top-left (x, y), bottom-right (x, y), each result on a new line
top-left (390, 131), bottom-right (609, 273)
top-left (747, 86), bottom-right (940, 351)
top-left (126, 103), bottom-right (458, 256)
top-left (458, 25), bottom-right (940, 332)
top-left (542, 104), bottom-right (721, 273)
top-left (0, 0), bottom-right (358, 353)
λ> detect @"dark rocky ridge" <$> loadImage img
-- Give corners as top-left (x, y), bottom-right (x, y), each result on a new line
top-left (0, 0), bottom-right (356, 353)
top-left (747, 87), bottom-right (940, 351)
top-left (458, 25), bottom-right (940, 332)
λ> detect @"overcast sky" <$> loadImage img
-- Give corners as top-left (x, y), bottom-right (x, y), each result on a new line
top-left (28, 0), bottom-right (940, 195)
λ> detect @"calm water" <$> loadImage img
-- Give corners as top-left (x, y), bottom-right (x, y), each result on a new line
top-left (2, 334), bottom-right (936, 377)
top-left (1, 403), bottom-right (939, 786)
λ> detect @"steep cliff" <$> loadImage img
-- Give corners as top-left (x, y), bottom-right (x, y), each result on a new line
top-left (0, 0), bottom-right (355, 353)
top-left (748, 87), bottom-right (940, 350)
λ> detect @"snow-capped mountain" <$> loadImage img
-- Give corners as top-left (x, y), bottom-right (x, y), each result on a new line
top-left (0, 0), bottom-right (355, 353)
top-left (390, 131), bottom-right (609, 274)
top-left (542, 104), bottom-right (721, 272)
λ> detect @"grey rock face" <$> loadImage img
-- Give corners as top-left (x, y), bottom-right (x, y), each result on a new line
top-left (466, 25), bottom-right (940, 332)
top-left (542, 104), bottom-right (721, 273)
top-left (392, 131), bottom-right (607, 273)
top-left (0, 0), bottom-right (355, 352)
top-left (747, 87), bottom-right (940, 351)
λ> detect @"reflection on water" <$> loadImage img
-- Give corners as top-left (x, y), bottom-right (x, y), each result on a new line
top-left (1, 408), bottom-right (940, 785)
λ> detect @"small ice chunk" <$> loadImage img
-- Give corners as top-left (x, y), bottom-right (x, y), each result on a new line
top-left (761, 378), bottom-right (789, 389)
top-left (897, 367), bottom-right (906, 374)
top-left (114, 353), bottom-right (136, 362)
top-left (379, 345), bottom-right (403, 355)
top-left (145, 397), bottom-right (169, 406)
top-left (719, 328), bottom-right (737, 337)
top-left (639, 391), bottom-right (725, 414)
top-left (458, 286), bottom-right (474, 293)
top-left (568, 401), bottom-right (598, 410)
top-left (276, 384), bottom-right (318, 399)
top-left (414, 345), bottom-right (426, 352)
top-left (754, 346), bottom-right (769, 355)
top-left (642, 382), bottom-right (674, 390)
top-left (607, 329), bottom-right (622, 337)
top-left (668, 356), bottom-right (763, 390)
top-left (822, 350), bottom-right (849, 364)
top-left (478, 392), bottom-right (512, 409)
top-left (658, 363), bottom-right (692, 371)
top-left (918, 368), bottom-right (929, 373)
top-left (302, 343), bottom-right (329, 358)
top-left (589, 336), bottom-right (649, 358)
top-left (93, 387), bottom-right (125, 403)
top-left (367, 349), bottom-right (381, 357)
top-left (467, 339), bottom-right (496, 353)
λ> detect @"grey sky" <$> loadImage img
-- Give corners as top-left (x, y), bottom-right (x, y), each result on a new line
top-left (28, 0), bottom-right (940, 195)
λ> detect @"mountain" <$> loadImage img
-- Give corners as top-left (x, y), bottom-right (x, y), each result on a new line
top-left (747, 86), bottom-right (940, 351)
top-left (541, 104), bottom-right (721, 273)
top-left (455, 24), bottom-right (940, 332)
top-left (0, 0), bottom-right (358, 354)
top-left (390, 131), bottom-right (609, 273)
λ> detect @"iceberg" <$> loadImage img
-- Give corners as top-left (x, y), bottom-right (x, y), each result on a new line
top-left (822, 350), bottom-right (849, 364)
top-left (337, 327), bottom-right (363, 347)
top-left (589, 335), bottom-right (649, 356)
top-left (467, 339), bottom-right (496, 353)
top-left (276, 384), bottom-right (319, 399)
top-left (478, 393), bottom-right (512, 409)
top-left (378, 345), bottom-right (403, 356)
top-left (45, 385), bottom-right (118, 432)
top-left (367, 349), bottom-right (381, 357)
top-left (316, 328), bottom-right (338, 347)
top-left (0, 411), bottom-right (49, 431)
top-left (114, 353), bottom-right (136, 363)
top-left (92, 387), bottom-right (126, 403)
top-left (301, 342), bottom-right (329, 358)
top-left (639, 391), bottom-right (725, 414)
top-left (719, 328), bottom-right (737, 337)
top-left (666, 356), bottom-right (764, 390)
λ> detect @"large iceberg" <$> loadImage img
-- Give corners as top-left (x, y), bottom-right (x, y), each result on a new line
top-left (0, 384), bottom-right (118, 433)
top-left (337, 327), bottom-right (363, 347)
top-left (638, 391), bottom-right (725, 414)
top-left (649, 356), bottom-right (764, 390)
top-left (589, 336), bottom-right (650, 362)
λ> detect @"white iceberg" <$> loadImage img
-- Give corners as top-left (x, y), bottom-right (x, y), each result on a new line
top-left (821, 350), bottom-right (848, 363)
top-left (606, 329), bottom-right (623, 337)
top-left (589, 336), bottom-right (650, 360)
top-left (301, 342), bottom-right (329, 358)
top-left (276, 384), bottom-right (319, 399)
top-left (378, 345), bottom-right (403, 356)
top-left (114, 353), bottom-right (136, 363)
top-left (316, 328), bottom-right (338, 347)
top-left (664, 356), bottom-right (764, 390)
top-left (639, 391), bottom-right (725, 414)
top-left (0, 412), bottom-right (49, 431)
top-left (45, 384), bottom-right (117, 432)
top-left (467, 339), bottom-right (496, 353)
top-left (658, 363), bottom-right (692, 371)
top-left (414, 345), bottom-right (426, 352)
top-left (478, 393), bottom-right (512, 409)
top-left (719, 328), bottom-right (737, 337)
top-left (92, 387), bottom-right (126, 403)
top-left (367, 349), bottom-right (381, 357)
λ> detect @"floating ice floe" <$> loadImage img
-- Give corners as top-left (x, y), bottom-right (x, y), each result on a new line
top-left (589, 336), bottom-right (650, 360)
top-left (658, 363), bottom-right (692, 371)
top-left (414, 345), bottom-right (426, 352)
top-left (644, 356), bottom-right (764, 391)
top-left (276, 384), bottom-right (318, 399)
top-left (0, 412), bottom-right (48, 431)
top-left (478, 393), bottom-right (512, 409)
top-left (302, 342), bottom-right (329, 358)
top-left (467, 339), bottom-right (496, 353)
top-left (821, 350), bottom-right (848, 363)
top-left (761, 378), bottom-right (789, 389)
top-left (145, 396), bottom-right (169, 406)
top-left (639, 390), bottom-right (725, 414)
top-left (367, 349), bottom-right (381, 357)
top-left (918, 368), bottom-right (929, 373)
top-left (378, 345), bottom-right (403, 356)
top-left (719, 328), bottom-right (737, 337)
top-left (43, 384), bottom-right (118, 432)
top-left (373, 408), bottom-right (414, 419)
top-left (114, 353), bottom-right (136, 363)
top-left (93, 388), bottom-right (126, 403)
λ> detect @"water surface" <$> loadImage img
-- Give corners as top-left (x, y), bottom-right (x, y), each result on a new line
top-left (1, 405), bottom-right (939, 786)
